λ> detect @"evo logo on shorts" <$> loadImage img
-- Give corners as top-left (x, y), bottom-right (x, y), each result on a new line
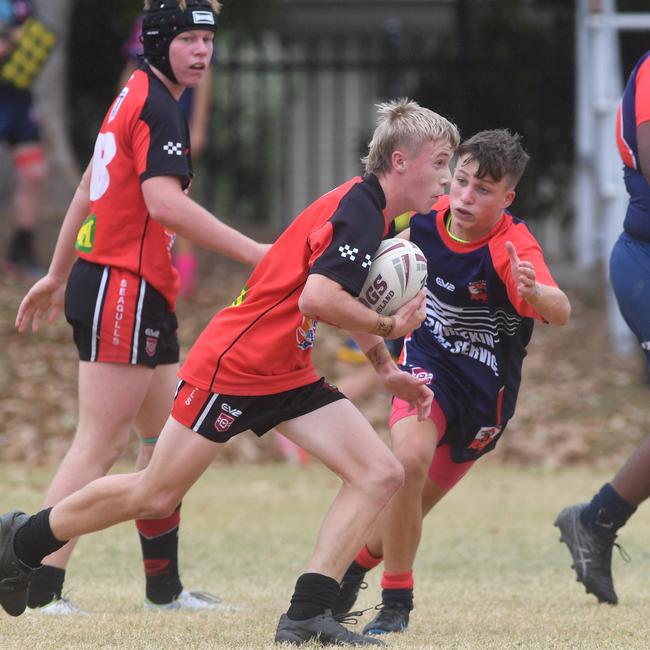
top-left (214, 403), bottom-right (242, 433)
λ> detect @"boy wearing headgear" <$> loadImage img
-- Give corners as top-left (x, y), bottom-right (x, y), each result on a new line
top-left (14, 0), bottom-right (266, 614)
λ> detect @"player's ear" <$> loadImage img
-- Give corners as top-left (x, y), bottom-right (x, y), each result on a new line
top-left (503, 189), bottom-right (515, 210)
top-left (391, 149), bottom-right (407, 173)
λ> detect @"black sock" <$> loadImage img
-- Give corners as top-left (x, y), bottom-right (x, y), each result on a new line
top-left (13, 508), bottom-right (67, 569)
top-left (381, 588), bottom-right (413, 610)
top-left (580, 483), bottom-right (637, 535)
top-left (286, 573), bottom-right (340, 621)
top-left (8, 228), bottom-right (35, 264)
top-left (27, 565), bottom-right (66, 608)
top-left (138, 512), bottom-right (183, 605)
top-left (343, 560), bottom-right (367, 580)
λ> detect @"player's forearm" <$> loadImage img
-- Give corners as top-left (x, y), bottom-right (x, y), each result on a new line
top-left (527, 283), bottom-right (571, 326)
top-left (48, 164), bottom-right (92, 283)
top-left (300, 276), bottom-right (396, 337)
top-left (154, 194), bottom-right (266, 266)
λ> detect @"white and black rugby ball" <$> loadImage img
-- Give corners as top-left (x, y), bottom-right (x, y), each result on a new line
top-left (358, 238), bottom-right (428, 316)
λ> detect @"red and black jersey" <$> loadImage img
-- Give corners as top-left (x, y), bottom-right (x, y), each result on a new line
top-left (180, 174), bottom-right (390, 395)
top-left (75, 65), bottom-right (192, 311)
top-left (400, 196), bottom-right (558, 462)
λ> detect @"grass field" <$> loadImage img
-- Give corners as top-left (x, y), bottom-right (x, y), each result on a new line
top-left (0, 460), bottom-right (649, 649)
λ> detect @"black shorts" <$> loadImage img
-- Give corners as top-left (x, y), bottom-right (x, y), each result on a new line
top-left (171, 377), bottom-right (346, 443)
top-left (64, 259), bottom-right (179, 368)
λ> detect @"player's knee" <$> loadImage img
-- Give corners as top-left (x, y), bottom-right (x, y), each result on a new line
top-left (396, 447), bottom-right (431, 483)
top-left (17, 158), bottom-right (46, 187)
top-left (364, 454), bottom-right (404, 502)
top-left (133, 489), bottom-right (179, 519)
top-left (68, 433), bottom-right (129, 473)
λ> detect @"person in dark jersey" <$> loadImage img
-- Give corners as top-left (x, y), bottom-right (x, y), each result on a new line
top-left (554, 49), bottom-right (650, 607)
top-left (334, 130), bottom-right (571, 635)
top-left (0, 0), bottom-right (47, 274)
top-left (0, 98), bottom-right (459, 646)
top-left (11, 0), bottom-right (266, 614)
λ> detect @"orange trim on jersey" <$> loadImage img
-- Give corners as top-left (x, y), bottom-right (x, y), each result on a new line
top-left (13, 146), bottom-right (44, 168)
top-left (488, 219), bottom-right (557, 321)
top-left (96, 269), bottom-right (139, 364)
top-left (635, 55), bottom-right (650, 125)
top-left (617, 102), bottom-right (636, 169)
top-left (435, 204), bottom-right (506, 254)
top-left (496, 386), bottom-right (504, 425)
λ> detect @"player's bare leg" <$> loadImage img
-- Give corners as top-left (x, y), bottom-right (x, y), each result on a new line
top-left (363, 476), bottom-right (449, 560)
top-left (36, 363), bottom-right (155, 566)
top-left (611, 435), bottom-right (650, 504)
top-left (1, 418), bottom-right (221, 617)
top-left (274, 399), bottom-right (402, 646)
top-left (381, 416), bottom-right (437, 574)
top-left (46, 418), bottom-right (219, 540)
top-left (335, 448), bottom-right (454, 618)
top-left (13, 144), bottom-right (45, 231)
top-left (26, 362), bottom-right (155, 611)
top-left (277, 400), bottom-right (403, 579)
top-left (358, 416), bottom-right (437, 635)
top-left (8, 144), bottom-right (46, 273)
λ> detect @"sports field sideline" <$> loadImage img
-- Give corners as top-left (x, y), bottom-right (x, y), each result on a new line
top-left (0, 460), bottom-right (648, 649)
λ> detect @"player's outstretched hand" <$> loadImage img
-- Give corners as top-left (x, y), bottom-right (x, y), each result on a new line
top-left (390, 289), bottom-right (427, 339)
top-left (382, 366), bottom-right (433, 422)
top-left (506, 241), bottom-right (539, 302)
top-left (15, 275), bottom-right (66, 333)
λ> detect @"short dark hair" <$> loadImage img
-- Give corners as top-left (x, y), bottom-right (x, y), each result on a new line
top-left (456, 129), bottom-right (530, 187)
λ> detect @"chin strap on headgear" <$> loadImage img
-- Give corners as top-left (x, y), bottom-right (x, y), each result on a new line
top-left (142, 0), bottom-right (218, 83)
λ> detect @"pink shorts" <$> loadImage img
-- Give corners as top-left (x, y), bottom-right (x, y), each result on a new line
top-left (390, 397), bottom-right (475, 491)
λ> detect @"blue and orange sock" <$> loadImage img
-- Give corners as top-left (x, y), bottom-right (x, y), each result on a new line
top-left (380, 570), bottom-right (414, 609)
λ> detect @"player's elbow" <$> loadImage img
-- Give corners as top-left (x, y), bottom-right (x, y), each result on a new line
top-left (550, 298), bottom-right (571, 326)
top-left (142, 177), bottom-right (184, 228)
top-left (146, 197), bottom-right (177, 228)
top-left (298, 288), bottom-right (323, 320)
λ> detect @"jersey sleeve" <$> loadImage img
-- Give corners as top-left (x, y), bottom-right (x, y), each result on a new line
top-left (308, 189), bottom-right (385, 296)
top-left (135, 90), bottom-right (192, 188)
top-left (490, 220), bottom-right (558, 321)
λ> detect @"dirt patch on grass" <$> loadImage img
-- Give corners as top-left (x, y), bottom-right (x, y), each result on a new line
top-left (1, 253), bottom-right (647, 467)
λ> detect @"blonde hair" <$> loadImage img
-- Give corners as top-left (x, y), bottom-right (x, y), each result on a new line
top-left (362, 99), bottom-right (459, 175)
top-left (143, 0), bottom-right (222, 12)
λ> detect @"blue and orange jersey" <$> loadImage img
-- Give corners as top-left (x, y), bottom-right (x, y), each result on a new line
top-left (75, 65), bottom-right (192, 311)
top-left (399, 196), bottom-right (558, 462)
top-left (180, 174), bottom-right (392, 396)
top-left (616, 50), bottom-right (650, 242)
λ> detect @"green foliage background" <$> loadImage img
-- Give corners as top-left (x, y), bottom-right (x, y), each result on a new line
top-left (67, 0), bottom-right (279, 161)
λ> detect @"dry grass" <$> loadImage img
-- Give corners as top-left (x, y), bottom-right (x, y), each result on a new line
top-left (1, 461), bottom-right (649, 649)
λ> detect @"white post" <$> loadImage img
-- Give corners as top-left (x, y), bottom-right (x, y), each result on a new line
top-left (574, 0), bottom-right (598, 270)
top-left (590, 3), bottom-right (635, 355)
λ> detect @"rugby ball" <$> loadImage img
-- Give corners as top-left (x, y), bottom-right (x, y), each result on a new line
top-left (358, 238), bottom-right (428, 316)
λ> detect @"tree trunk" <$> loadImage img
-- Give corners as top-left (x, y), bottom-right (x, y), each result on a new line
top-left (33, 0), bottom-right (79, 207)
